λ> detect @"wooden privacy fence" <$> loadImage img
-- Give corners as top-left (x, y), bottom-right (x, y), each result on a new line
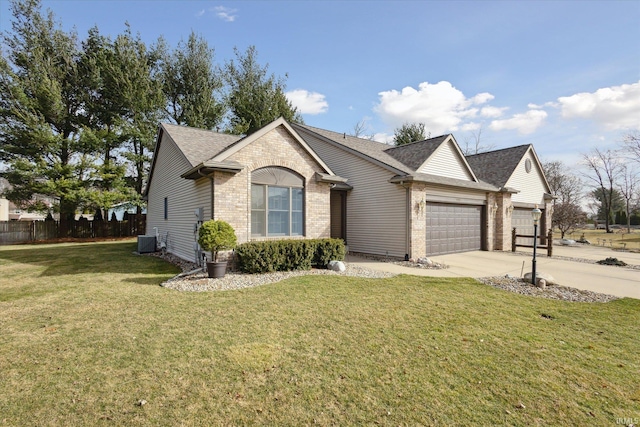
top-left (0, 216), bottom-right (146, 245)
top-left (512, 228), bottom-right (553, 257)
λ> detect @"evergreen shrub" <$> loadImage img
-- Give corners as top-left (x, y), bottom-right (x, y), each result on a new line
top-left (236, 238), bottom-right (345, 274)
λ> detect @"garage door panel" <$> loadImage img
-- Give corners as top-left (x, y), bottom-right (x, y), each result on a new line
top-left (512, 208), bottom-right (543, 246)
top-left (426, 203), bottom-right (482, 255)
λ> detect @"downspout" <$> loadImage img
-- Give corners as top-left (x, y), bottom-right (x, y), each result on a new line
top-left (399, 181), bottom-right (411, 261)
top-left (197, 169), bottom-right (215, 220)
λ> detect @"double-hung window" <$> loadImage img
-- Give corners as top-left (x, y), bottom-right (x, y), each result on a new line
top-left (251, 167), bottom-right (304, 237)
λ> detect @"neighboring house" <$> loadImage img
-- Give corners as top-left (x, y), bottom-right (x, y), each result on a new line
top-left (107, 202), bottom-right (146, 221)
top-left (0, 178), bottom-right (57, 221)
top-left (145, 117), bottom-right (552, 263)
top-left (0, 197), bottom-right (8, 221)
top-left (0, 178), bottom-right (9, 221)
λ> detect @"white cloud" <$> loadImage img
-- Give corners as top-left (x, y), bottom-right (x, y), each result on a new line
top-left (195, 9), bottom-right (205, 17)
top-left (375, 81), bottom-right (496, 135)
top-left (471, 92), bottom-right (494, 105)
top-left (212, 6), bottom-right (238, 22)
top-left (489, 110), bottom-right (548, 134)
top-left (461, 122), bottom-right (482, 131)
top-left (372, 132), bottom-right (394, 144)
top-left (480, 106), bottom-right (507, 118)
top-left (557, 81), bottom-right (640, 130)
top-left (286, 89), bottom-right (328, 115)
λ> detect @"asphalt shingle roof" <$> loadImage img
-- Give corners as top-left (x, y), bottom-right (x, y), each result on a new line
top-left (160, 123), bottom-right (242, 167)
top-left (292, 123), bottom-right (412, 173)
top-left (158, 120), bottom-right (525, 193)
top-left (465, 144), bottom-right (531, 188)
top-left (383, 135), bottom-right (450, 171)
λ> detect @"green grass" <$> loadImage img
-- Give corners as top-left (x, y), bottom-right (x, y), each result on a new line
top-left (1, 240), bottom-right (639, 426)
top-left (563, 228), bottom-right (640, 251)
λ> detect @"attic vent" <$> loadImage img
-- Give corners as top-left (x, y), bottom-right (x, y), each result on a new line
top-left (525, 159), bottom-right (532, 173)
top-left (252, 167), bottom-right (303, 187)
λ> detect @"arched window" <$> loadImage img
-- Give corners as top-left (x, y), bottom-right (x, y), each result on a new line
top-left (251, 167), bottom-right (304, 237)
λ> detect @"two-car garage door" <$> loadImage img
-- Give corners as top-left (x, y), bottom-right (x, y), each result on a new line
top-left (426, 203), bottom-right (483, 255)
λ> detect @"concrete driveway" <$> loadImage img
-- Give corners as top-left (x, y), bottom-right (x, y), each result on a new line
top-left (346, 244), bottom-right (640, 299)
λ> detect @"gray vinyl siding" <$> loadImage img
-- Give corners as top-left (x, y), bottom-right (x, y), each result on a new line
top-left (419, 140), bottom-right (474, 181)
top-left (424, 185), bottom-right (487, 205)
top-left (147, 133), bottom-right (211, 262)
top-left (506, 151), bottom-right (549, 205)
top-left (303, 134), bottom-right (407, 258)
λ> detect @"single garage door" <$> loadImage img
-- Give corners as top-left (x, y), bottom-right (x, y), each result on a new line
top-left (426, 203), bottom-right (483, 255)
top-left (512, 208), bottom-right (542, 246)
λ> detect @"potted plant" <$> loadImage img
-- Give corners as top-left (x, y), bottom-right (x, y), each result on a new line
top-left (197, 220), bottom-right (237, 278)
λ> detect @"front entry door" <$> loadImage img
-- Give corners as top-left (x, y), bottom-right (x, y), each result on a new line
top-left (330, 191), bottom-right (346, 242)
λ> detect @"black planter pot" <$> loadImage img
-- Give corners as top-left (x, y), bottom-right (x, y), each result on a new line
top-left (206, 261), bottom-right (227, 278)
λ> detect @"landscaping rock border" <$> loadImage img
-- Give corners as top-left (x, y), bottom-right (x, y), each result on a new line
top-left (146, 251), bottom-right (621, 302)
top-left (477, 275), bottom-right (619, 303)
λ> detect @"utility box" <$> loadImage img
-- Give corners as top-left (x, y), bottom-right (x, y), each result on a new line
top-left (137, 235), bottom-right (156, 253)
top-left (195, 207), bottom-right (204, 222)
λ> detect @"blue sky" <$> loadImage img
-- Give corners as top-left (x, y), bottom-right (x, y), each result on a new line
top-left (1, 0), bottom-right (639, 167)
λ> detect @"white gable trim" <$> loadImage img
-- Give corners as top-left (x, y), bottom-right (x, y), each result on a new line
top-left (416, 135), bottom-right (479, 182)
top-left (211, 117), bottom-right (337, 176)
top-left (505, 146), bottom-right (551, 194)
top-left (506, 146), bottom-right (552, 205)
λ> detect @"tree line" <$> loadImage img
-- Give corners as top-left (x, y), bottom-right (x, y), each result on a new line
top-left (0, 0), bottom-right (301, 223)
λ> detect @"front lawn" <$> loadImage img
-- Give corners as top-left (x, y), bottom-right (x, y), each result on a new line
top-left (1, 241), bottom-right (638, 426)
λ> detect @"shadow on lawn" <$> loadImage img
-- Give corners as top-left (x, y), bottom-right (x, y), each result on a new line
top-left (0, 240), bottom-right (178, 278)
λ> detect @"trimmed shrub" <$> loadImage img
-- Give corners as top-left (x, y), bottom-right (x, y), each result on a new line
top-left (198, 220), bottom-right (237, 262)
top-left (236, 238), bottom-right (345, 274)
top-left (310, 238), bottom-right (346, 267)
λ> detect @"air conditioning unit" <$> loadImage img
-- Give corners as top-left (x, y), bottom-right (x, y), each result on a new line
top-left (137, 235), bottom-right (156, 253)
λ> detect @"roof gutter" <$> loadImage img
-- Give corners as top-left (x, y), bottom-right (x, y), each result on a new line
top-left (314, 172), bottom-right (353, 190)
top-left (181, 161), bottom-right (244, 180)
top-left (499, 186), bottom-right (520, 194)
top-left (390, 174), bottom-right (498, 192)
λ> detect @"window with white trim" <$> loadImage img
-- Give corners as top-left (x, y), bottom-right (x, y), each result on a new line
top-left (251, 167), bottom-right (304, 237)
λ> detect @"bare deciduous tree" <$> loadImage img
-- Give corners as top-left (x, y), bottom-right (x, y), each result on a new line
top-left (350, 118), bottom-right (374, 140)
top-left (462, 125), bottom-right (495, 155)
top-left (553, 203), bottom-right (587, 238)
top-left (581, 148), bottom-right (622, 233)
top-left (622, 130), bottom-right (640, 164)
top-left (543, 161), bottom-right (583, 205)
top-left (543, 161), bottom-right (585, 237)
top-left (617, 162), bottom-right (639, 233)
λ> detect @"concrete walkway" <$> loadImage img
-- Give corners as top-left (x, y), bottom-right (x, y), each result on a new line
top-left (346, 244), bottom-right (640, 299)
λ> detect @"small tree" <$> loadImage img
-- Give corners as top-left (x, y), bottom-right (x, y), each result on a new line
top-left (393, 122), bottom-right (428, 146)
top-left (553, 202), bottom-right (587, 238)
top-left (197, 220), bottom-right (237, 262)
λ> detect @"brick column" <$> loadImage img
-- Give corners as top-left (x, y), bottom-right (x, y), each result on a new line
top-left (408, 182), bottom-right (427, 259)
top-left (494, 192), bottom-right (513, 251)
